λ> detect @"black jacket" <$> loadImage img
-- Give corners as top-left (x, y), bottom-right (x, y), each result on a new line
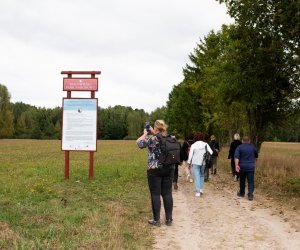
top-left (228, 140), bottom-right (242, 160)
top-left (182, 139), bottom-right (194, 161)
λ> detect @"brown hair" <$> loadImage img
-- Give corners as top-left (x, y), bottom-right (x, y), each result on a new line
top-left (194, 132), bottom-right (204, 141)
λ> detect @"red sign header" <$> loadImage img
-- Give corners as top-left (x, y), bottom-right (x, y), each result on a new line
top-left (63, 78), bottom-right (98, 91)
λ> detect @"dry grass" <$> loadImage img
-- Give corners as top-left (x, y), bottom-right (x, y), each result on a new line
top-left (257, 142), bottom-right (300, 181)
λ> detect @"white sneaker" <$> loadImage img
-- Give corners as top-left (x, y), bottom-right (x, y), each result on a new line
top-left (189, 178), bottom-right (193, 183)
top-left (200, 189), bottom-right (203, 194)
top-left (195, 192), bottom-right (200, 197)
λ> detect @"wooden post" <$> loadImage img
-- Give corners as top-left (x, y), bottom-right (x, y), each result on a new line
top-left (89, 152), bottom-right (94, 179)
top-left (65, 151), bottom-right (70, 179)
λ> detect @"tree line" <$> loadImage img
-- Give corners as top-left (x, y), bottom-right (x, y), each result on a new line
top-left (0, 84), bottom-right (167, 140)
top-left (1, 1), bottom-right (299, 146)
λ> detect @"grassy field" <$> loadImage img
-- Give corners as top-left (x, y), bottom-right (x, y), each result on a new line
top-left (1, 140), bottom-right (299, 249)
top-left (256, 142), bottom-right (300, 196)
top-left (0, 140), bottom-right (152, 249)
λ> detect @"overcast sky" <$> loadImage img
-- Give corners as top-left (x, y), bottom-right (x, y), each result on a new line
top-left (0, 0), bottom-right (232, 112)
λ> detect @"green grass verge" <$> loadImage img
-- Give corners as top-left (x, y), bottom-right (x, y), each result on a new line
top-left (0, 140), bottom-right (153, 249)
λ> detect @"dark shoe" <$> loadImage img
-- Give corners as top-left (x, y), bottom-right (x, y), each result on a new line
top-left (148, 219), bottom-right (161, 227)
top-left (165, 219), bottom-right (173, 226)
top-left (173, 183), bottom-right (178, 191)
top-left (213, 169), bottom-right (217, 175)
top-left (237, 191), bottom-right (245, 197)
top-left (248, 194), bottom-right (254, 201)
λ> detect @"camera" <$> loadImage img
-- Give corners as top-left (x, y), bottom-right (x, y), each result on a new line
top-left (145, 122), bottom-right (150, 133)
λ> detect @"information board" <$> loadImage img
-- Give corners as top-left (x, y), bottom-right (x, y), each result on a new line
top-left (62, 98), bottom-right (98, 151)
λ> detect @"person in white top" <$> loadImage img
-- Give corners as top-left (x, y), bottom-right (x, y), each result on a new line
top-left (187, 132), bottom-right (213, 197)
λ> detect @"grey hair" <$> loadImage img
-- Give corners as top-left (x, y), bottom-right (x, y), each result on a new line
top-left (234, 133), bottom-right (240, 140)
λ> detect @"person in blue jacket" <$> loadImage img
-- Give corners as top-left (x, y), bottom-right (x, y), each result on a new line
top-left (234, 136), bottom-right (258, 201)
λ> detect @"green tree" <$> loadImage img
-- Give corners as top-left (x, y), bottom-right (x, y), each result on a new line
top-left (216, 0), bottom-right (300, 149)
top-left (126, 109), bottom-right (148, 139)
top-left (166, 81), bottom-right (205, 138)
top-left (0, 84), bottom-right (14, 138)
top-left (149, 106), bottom-right (167, 124)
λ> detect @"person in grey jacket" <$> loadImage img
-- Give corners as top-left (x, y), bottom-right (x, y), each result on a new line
top-left (188, 132), bottom-right (213, 197)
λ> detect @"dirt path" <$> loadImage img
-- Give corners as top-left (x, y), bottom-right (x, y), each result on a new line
top-left (153, 167), bottom-right (300, 250)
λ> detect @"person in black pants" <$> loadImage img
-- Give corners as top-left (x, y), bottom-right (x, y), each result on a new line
top-left (228, 133), bottom-right (242, 181)
top-left (136, 120), bottom-right (174, 227)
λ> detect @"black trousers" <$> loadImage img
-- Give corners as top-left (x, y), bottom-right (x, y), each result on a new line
top-left (231, 158), bottom-right (239, 178)
top-left (147, 165), bottom-right (175, 221)
top-left (173, 164), bottom-right (179, 183)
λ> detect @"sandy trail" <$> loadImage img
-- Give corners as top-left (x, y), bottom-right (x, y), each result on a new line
top-left (153, 167), bottom-right (300, 250)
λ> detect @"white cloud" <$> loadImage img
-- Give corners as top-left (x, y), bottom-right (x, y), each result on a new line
top-left (0, 0), bottom-right (232, 112)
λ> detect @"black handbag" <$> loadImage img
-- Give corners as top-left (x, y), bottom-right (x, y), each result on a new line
top-left (203, 145), bottom-right (213, 168)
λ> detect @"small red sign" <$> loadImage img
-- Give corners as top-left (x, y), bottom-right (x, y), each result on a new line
top-left (63, 78), bottom-right (98, 91)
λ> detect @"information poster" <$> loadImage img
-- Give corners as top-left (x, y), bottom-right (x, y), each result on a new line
top-left (62, 98), bottom-right (98, 151)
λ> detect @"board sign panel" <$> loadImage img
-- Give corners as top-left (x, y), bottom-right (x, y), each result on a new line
top-left (62, 98), bottom-right (98, 151)
top-left (63, 78), bottom-right (98, 91)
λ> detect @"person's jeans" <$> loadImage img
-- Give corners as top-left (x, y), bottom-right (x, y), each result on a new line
top-left (192, 164), bottom-right (206, 193)
top-left (239, 170), bottom-right (255, 195)
top-left (147, 165), bottom-right (175, 221)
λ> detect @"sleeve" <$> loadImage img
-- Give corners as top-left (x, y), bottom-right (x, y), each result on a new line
top-left (228, 142), bottom-right (233, 159)
top-left (234, 145), bottom-right (241, 159)
top-left (206, 143), bottom-right (213, 155)
top-left (136, 136), bottom-right (150, 149)
top-left (187, 144), bottom-right (194, 164)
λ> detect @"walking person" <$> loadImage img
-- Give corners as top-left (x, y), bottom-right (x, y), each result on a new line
top-left (187, 132), bottom-right (213, 197)
top-left (203, 133), bottom-right (214, 181)
top-left (234, 136), bottom-right (258, 201)
top-left (136, 120), bottom-right (175, 226)
top-left (171, 135), bottom-right (183, 191)
top-left (228, 133), bottom-right (242, 181)
top-left (210, 135), bottom-right (220, 175)
top-left (182, 134), bottom-right (194, 182)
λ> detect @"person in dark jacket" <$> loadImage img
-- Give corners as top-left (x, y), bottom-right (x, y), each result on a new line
top-left (234, 136), bottom-right (258, 201)
top-left (182, 134), bottom-right (194, 183)
top-left (210, 135), bottom-right (220, 175)
top-left (228, 133), bottom-right (242, 181)
top-left (171, 135), bottom-right (183, 191)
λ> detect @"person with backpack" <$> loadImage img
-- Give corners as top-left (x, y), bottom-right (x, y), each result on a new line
top-left (136, 120), bottom-right (178, 227)
top-left (210, 135), bottom-right (220, 175)
top-left (182, 134), bottom-right (194, 183)
top-left (187, 132), bottom-right (213, 197)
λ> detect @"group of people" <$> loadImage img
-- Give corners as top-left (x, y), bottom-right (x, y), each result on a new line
top-left (136, 120), bottom-right (258, 227)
